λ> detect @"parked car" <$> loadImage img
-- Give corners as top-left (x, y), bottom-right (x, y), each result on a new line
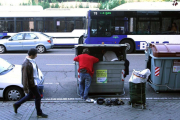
top-left (0, 57), bottom-right (44, 101)
top-left (0, 32), bottom-right (53, 53)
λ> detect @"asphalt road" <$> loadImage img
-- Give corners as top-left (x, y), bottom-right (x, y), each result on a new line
top-left (0, 49), bottom-right (180, 100)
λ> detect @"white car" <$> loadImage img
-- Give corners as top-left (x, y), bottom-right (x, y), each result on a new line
top-left (0, 57), bottom-right (44, 101)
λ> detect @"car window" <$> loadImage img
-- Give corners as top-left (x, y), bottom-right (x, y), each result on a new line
top-left (11, 33), bottom-right (24, 41)
top-left (25, 33), bottom-right (39, 40)
top-left (40, 32), bottom-right (50, 38)
top-left (0, 58), bottom-right (11, 73)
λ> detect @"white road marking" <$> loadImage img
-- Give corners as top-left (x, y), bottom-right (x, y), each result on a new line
top-left (44, 83), bottom-right (59, 84)
top-left (46, 64), bottom-right (74, 65)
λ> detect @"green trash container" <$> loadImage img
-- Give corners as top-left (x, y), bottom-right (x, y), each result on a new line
top-left (129, 82), bottom-right (146, 105)
top-left (74, 44), bottom-right (127, 96)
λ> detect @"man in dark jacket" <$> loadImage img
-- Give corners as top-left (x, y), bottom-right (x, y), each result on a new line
top-left (74, 48), bottom-right (99, 102)
top-left (13, 48), bottom-right (48, 118)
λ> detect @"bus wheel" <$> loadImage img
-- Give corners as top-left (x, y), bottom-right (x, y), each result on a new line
top-left (78, 37), bottom-right (83, 44)
top-left (120, 40), bottom-right (134, 53)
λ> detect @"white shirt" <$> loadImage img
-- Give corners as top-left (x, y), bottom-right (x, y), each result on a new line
top-left (103, 51), bottom-right (119, 61)
top-left (26, 56), bottom-right (39, 85)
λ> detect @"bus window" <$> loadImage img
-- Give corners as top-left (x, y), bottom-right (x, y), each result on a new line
top-left (97, 19), bottom-right (112, 37)
top-left (67, 21), bottom-right (74, 32)
top-left (56, 18), bottom-right (65, 32)
top-left (36, 18), bottom-right (44, 32)
top-left (151, 21), bottom-right (160, 34)
top-left (115, 18), bottom-right (128, 35)
top-left (75, 17), bottom-right (85, 29)
top-left (22, 18), bottom-right (34, 32)
top-left (44, 17), bottom-right (54, 32)
top-left (174, 18), bottom-right (180, 33)
top-left (90, 19), bottom-right (97, 37)
top-left (0, 21), bottom-right (5, 32)
top-left (0, 20), bottom-right (14, 32)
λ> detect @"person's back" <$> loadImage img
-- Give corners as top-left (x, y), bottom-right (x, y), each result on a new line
top-left (76, 54), bottom-right (98, 77)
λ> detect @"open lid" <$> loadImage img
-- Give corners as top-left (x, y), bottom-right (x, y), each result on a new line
top-left (151, 44), bottom-right (180, 57)
top-left (75, 44), bottom-right (127, 61)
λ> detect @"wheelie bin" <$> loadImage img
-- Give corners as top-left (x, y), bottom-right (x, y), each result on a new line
top-left (74, 44), bottom-right (127, 96)
top-left (145, 43), bottom-right (180, 92)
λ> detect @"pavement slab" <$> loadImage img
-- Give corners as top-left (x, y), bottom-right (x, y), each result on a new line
top-left (29, 100), bottom-right (180, 120)
top-left (0, 101), bottom-right (35, 120)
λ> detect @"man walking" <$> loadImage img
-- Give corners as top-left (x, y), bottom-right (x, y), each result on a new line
top-left (13, 48), bottom-right (48, 118)
top-left (74, 48), bottom-right (99, 102)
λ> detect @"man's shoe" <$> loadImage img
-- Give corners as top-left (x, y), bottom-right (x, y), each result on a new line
top-left (85, 98), bottom-right (93, 103)
top-left (13, 104), bottom-right (18, 113)
top-left (37, 113), bottom-right (48, 118)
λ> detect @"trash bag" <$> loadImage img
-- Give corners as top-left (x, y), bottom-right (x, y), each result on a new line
top-left (129, 69), bottom-right (151, 83)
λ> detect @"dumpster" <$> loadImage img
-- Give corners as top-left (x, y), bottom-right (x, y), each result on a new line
top-left (145, 43), bottom-right (180, 92)
top-left (74, 44), bottom-right (127, 95)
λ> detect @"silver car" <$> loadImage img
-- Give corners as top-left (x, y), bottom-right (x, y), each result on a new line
top-left (0, 32), bottom-right (53, 53)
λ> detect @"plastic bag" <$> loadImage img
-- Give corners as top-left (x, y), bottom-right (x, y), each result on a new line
top-left (129, 69), bottom-right (151, 83)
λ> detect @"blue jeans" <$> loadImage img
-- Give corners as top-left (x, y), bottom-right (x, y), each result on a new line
top-left (79, 73), bottom-right (92, 100)
top-left (15, 86), bottom-right (42, 115)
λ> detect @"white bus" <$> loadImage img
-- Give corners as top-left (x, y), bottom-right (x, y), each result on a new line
top-left (0, 6), bottom-right (98, 47)
top-left (84, 2), bottom-right (180, 53)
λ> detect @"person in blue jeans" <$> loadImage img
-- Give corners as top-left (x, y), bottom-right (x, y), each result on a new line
top-left (79, 72), bottom-right (92, 101)
top-left (74, 48), bottom-right (99, 102)
top-left (13, 48), bottom-right (48, 118)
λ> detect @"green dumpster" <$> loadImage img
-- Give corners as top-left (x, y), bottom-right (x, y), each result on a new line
top-left (74, 44), bottom-right (127, 96)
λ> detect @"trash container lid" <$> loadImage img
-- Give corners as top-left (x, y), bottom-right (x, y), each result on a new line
top-left (151, 44), bottom-right (180, 57)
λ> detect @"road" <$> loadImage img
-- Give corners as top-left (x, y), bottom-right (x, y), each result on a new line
top-left (0, 49), bottom-right (180, 100)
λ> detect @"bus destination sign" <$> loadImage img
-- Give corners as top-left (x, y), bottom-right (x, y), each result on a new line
top-left (91, 11), bottom-right (113, 16)
top-left (100, 12), bottom-right (111, 15)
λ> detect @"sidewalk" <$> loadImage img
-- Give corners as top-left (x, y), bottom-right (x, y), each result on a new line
top-left (0, 99), bottom-right (179, 120)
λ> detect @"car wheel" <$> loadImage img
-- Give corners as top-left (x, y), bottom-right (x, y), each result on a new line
top-left (5, 87), bottom-right (24, 101)
top-left (0, 45), bottom-right (6, 53)
top-left (120, 40), bottom-right (134, 53)
top-left (37, 45), bottom-right (46, 53)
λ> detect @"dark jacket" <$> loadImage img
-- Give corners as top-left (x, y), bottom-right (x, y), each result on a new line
top-left (22, 59), bottom-right (36, 93)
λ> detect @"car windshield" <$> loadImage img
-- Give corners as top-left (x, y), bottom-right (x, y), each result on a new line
top-left (40, 32), bottom-right (50, 38)
top-left (0, 58), bottom-right (12, 73)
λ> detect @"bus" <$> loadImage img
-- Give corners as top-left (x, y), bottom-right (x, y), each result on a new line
top-left (84, 2), bottom-right (180, 53)
top-left (0, 6), bottom-right (98, 47)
